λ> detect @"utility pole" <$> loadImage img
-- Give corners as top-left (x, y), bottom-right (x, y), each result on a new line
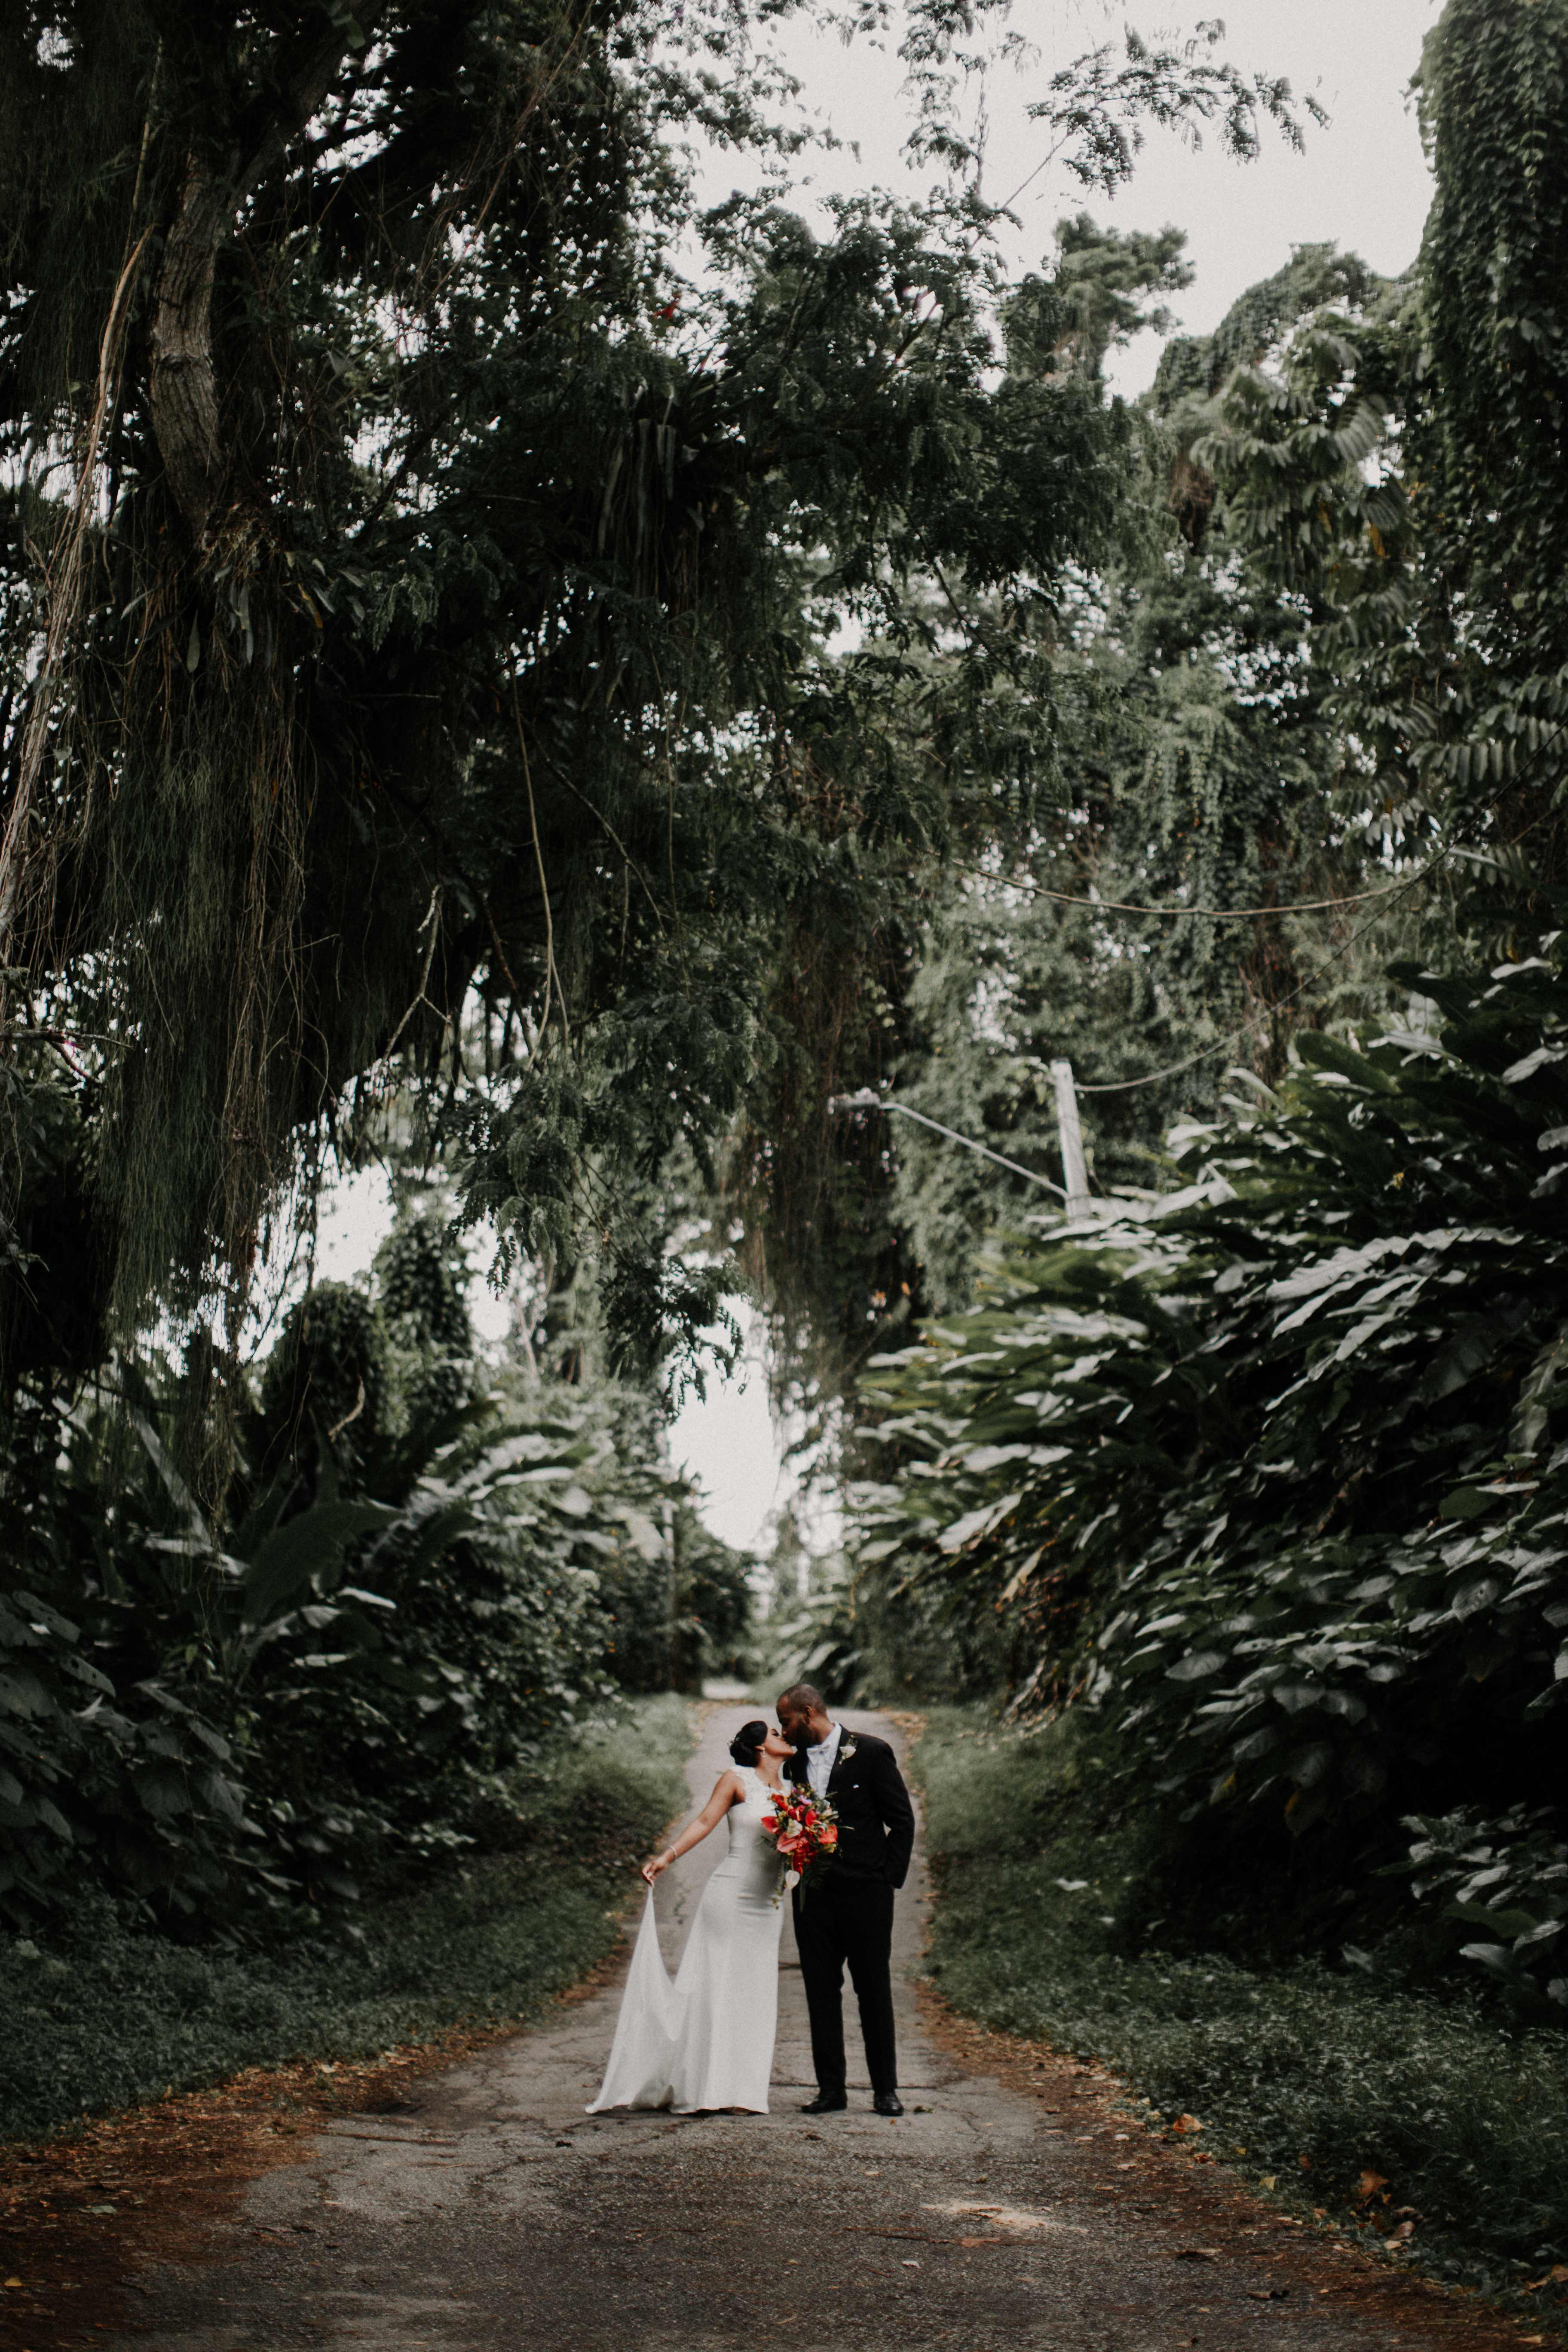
top-left (1050, 1060), bottom-right (1093, 1220)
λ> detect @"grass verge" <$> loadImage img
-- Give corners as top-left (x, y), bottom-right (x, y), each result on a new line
top-left (0, 1694), bottom-right (689, 2143)
top-left (911, 1706), bottom-right (1568, 2318)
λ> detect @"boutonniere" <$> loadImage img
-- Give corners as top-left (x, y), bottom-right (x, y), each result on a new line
top-left (839, 1741), bottom-right (858, 1764)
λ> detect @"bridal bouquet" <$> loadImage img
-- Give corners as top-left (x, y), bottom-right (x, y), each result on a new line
top-left (762, 1787), bottom-right (839, 1903)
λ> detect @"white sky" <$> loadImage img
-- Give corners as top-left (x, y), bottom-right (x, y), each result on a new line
top-left (719, 0), bottom-right (1439, 401)
top-left (313, 1), bottom-right (1440, 1558)
top-left (312, 1175), bottom-right (793, 1555)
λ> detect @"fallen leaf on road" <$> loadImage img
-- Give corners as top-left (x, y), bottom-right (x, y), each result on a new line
top-left (1248, 2288), bottom-right (1290, 2302)
top-left (1171, 2247), bottom-right (1222, 2263)
top-left (1170, 2113), bottom-right (1204, 2134)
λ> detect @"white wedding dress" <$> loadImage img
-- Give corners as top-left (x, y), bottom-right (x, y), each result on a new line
top-left (588, 1765), bottom-right (786, 2114)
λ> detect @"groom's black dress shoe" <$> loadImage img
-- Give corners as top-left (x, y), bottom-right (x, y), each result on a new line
top-left (800, 2091), bottom-right (848, 2114)
top-left (872, 2091), bottom-right (904, 2116)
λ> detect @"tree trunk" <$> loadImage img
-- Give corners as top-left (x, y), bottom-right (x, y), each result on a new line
top-left (147, 31), bottom-right (357, 544)
top-left (147, 159), bottom-right (230, 544)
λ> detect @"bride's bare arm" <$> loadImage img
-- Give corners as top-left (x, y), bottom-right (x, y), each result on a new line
top-left (641, 1772), bottom-right (744, 1884)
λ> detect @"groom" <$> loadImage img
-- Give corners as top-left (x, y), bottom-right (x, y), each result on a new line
top-left (776, 1683), bottom-right (916, 2117)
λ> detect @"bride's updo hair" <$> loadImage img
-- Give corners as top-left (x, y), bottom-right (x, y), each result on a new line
top-left (729, 1719), bottom-right (769, 1767)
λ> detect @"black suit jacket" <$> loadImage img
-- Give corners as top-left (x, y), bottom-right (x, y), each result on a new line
top-left (786, 1728), bottom-right (915, 1890)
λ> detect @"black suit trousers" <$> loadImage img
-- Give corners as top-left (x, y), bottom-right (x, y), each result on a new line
top-left (792, 1874), bottom-right (897, 2096)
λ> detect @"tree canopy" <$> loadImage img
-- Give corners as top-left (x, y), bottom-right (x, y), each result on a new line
top-left (0, 0), bottom-right (1312, 1425)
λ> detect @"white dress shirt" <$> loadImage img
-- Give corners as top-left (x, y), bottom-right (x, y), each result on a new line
top-left (804, 1721), bottom-right (842, 1799)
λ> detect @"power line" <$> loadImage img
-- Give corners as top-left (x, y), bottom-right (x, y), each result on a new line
top-left (829, 859), bottom-right (1442, 1137)
top-left (827, 1088), bottom-right (1069, 1197)
top-left (952, 858), bottom-right (1442, 923)
top-left (1074, 859), bottom-right (1441, 1094)
top-left (1074, 732), bottom-right (1568, 1093)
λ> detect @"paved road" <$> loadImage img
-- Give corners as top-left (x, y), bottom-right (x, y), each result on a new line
top-left (102, 1709), bottom-right (1450, 2352)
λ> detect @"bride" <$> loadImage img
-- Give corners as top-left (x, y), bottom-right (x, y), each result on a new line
top-left (587, 1717), bottom-right (795, 2114)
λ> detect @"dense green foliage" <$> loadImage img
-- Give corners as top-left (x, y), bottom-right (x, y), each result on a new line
top-left (1415, 0), bottom-right (1568, 856)
top-left (818, 236), bottom-right (1415, 1332)
top-left (914, 1712), bottom-right (1568, 2302)
top-left (864, 0), bottom-right (1568, 1334)
top-left (1167, 0), bottom-right (1568, 920)
top-left (0, 1215), bottom-right (747, 1932)
top-left (0, 1698), bottom-right (688, 2141)
top-left (857, 950), bottom-right (1568, 2002)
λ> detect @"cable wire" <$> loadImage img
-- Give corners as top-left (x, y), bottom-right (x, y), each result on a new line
top-left (953, 859), bottom-right (1444, 923)
top-left (1073, 859), bottom-right (1441, 1093)
top-left (1060, 719), bottom-right (1568, 1094)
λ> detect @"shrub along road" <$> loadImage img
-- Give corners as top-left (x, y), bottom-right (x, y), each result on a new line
top-left (4, 1710), bottom-right (1557, 2352)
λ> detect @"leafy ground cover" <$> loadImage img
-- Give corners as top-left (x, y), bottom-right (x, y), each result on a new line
top-left (912, 1709), bottom-right (1568, 2319)
top-left (0, 1697), bottom-right (688, 2144)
